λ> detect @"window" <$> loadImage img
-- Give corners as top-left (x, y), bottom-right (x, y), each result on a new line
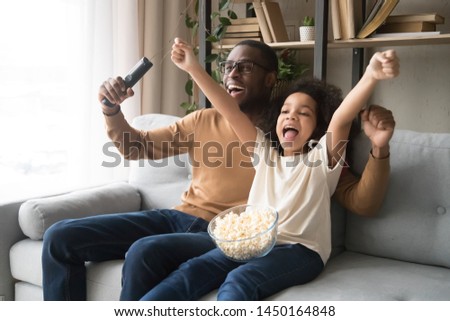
top-left (0, 0), bottom-right (132, 202)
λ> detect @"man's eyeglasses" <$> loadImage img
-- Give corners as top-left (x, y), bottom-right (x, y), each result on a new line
top-left (219, 60), bottom-right (270, 75)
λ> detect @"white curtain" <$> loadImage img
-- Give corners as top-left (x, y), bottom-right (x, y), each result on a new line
top-left (0, 0), bottom-right (192, 202)
top-left (139, 0), bottom-right (190, 116)
top-left (0, 0), bottom-right (141, 201)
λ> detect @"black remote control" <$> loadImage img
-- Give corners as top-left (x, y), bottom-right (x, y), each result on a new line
top-left (102, 57), bottom-right (153, 107)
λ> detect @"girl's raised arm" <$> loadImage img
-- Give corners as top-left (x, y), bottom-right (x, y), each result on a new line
top-left (171, 38), bottom-right (257, 151)
top-left (327, 50), bottom-right (399, 166)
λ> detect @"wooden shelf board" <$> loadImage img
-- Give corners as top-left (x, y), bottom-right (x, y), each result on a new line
top-left (271, 34), bottom-right (450, 49)
top-left (212, 34), bottom-right (450, 51)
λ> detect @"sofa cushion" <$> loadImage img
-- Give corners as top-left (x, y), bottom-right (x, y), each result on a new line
top-left (18, 182), bottom-right (141, 240)
top-left (129, 114), bottom-right (192, 210)
top-left (10, 239), bottom-right (43, 287)
top-left (11, 239), bottom-right (123, 301)
top-left (268, 251), bottom-right (450, 300)
top-left (346, 130), bottom-right (450, 268)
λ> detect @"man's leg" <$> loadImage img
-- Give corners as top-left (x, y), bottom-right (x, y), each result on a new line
top-left (121, 232), bottom-right (217, 300)
top-left (42, 209), bottom-right (200, 300)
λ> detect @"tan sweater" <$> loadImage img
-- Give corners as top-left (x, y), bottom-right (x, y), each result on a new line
top-left (105, 108), bottom-right (390, 221)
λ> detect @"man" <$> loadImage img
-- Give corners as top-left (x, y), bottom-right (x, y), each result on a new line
top-left (42, 40), bottom-right (394, 300)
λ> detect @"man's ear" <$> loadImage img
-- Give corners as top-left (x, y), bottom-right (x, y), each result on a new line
top-left (265, 71), bottom-right (278, 88)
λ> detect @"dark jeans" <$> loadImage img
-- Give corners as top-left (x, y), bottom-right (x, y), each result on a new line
top-left (140, 243), bottom-right (324, 301)
top-left (42, 209), bottom-right (213, 300)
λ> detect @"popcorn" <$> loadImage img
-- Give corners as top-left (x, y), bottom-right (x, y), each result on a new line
top-left (209, 206), bottom-right (278, 261)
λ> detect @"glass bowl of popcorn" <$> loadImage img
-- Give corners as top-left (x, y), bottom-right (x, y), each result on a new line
top-left (208, 204), bottom-right (278, 262)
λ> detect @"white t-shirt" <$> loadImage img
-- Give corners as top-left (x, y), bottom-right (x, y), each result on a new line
top-left (248, 128), bottom-right (345, 264)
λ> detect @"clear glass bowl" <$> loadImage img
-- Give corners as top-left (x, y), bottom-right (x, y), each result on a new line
top-left (208, 204), bottom-right (278, 262)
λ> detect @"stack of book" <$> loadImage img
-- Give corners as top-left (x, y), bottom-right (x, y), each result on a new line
top-left (221, 17), bottom-right (262, 46)
top-left (375, 12), bottom-right (445, 36)
top-left (219, 1), bottom-right (290, 46)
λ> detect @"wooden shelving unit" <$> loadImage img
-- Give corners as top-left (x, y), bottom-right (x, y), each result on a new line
top-left (199, 0), bottom-right (450, 105)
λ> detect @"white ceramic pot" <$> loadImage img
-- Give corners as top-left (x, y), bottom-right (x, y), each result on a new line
top-left (299, 26), bottom-right (315, 42)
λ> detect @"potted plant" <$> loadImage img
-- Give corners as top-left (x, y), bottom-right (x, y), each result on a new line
top-left (299, 15), bottom-right (315, 42)
top-left (271, 49), bottom-right (309, 100)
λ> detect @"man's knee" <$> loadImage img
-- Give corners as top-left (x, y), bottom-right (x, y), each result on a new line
top-left (43, 219), bottom-right (75, 246)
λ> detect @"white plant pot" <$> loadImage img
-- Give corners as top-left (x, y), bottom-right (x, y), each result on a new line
top-left (299, 26), bottom-right (315, 42)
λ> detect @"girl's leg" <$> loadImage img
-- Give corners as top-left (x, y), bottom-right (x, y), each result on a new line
top-left (217, 243), bottom-right (324, 300)
top-left (139, 248), bottom-right (241, 301)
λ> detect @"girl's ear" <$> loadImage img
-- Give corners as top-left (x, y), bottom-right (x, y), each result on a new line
top-left (265, 71), bottom-right (278, 88)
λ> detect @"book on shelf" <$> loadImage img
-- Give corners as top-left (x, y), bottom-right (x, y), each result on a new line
top-left (386, 12), bottom-right (445, 24)
top-left (261, 1), bottom-right (289, 42)
top-left (219, 37), bottom-right (262, 46)
top-left (253, 1), bottom-right (273, 42)
top-left (231, 17), bottom-right (259, 25)
top-left (224, 31), bottom-right (262, 38)
top-left (226, 23), bottom-right (260, 34)
top-left (356, 0), bottom-right (400, 39)
top-left (331, 0), bottom-right (363, 40)
top-left (377, 21), bottom-right (437, 33)
top-left (330, 0), bottom-right (342, 39)
top-left (370, 31), bottom-right (441, 38)
top-left (338, 0), bottom-right (351, 39)
top-left (224, 17), bottom-right (261, 42)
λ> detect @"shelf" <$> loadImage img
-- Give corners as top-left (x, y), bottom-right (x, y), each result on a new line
top-left (213, 34), bottom-right (450, 51)
top-left (269, 34), bottom-right (450, 49)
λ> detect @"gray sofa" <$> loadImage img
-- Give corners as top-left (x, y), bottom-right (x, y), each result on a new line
top-left (1, 113), bottom-right (449, 301)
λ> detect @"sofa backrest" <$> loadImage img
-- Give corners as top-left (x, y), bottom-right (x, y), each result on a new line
top-left (346, 129), bottom-right (450, 268)
top-left (129, 113), bottom-right (192, 210)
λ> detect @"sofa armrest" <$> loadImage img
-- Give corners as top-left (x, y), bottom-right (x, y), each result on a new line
top-left (0, 200), bottom-right (27, 300)
top-left (19, 181), bottom-right (141, 241)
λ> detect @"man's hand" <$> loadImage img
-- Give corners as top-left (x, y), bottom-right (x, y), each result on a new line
top-left (98, 77), bottom-right (134, 110)
top-left (361, 105), bottom-right (396, 159)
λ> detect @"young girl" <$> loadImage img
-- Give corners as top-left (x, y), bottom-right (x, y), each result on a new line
top-left (141, 38), bottom-right (399, 301)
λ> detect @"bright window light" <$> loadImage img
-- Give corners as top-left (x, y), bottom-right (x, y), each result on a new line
top-left (0, 0), bottom-right (117, 202)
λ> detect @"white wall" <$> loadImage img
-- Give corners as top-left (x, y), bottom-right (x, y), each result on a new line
top-left (279, 0), bottom-right (450, 133)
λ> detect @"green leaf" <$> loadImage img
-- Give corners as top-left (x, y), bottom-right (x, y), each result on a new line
top-left (213, 25), bottom-right (228, 40)
top-left (219, 0), bottom-right (231, 11)
top-left (211, 69), bottom-right (222, 83)
top-left (185, 14), bottom-right (196, 28)
top-left (191, 22), bottom-right (199, 37)
top-left (219, 17), bottom-right (232, 26)
top-left (206, 35), bottom-right (219, 43)
top-left (212, 24), bottom-right (225, 38)
top-left (185, 79), bottom-right (193, 96)
top-left (194, 0), bottom-right (199, 15)
top-left (228, 10), bottom-right (238, 20)
top-left (205, 53), bottom-right (219, 63)
top-left (180, 102), bottom-right (198, 115)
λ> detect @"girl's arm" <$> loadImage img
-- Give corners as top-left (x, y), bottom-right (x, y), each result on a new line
top-left (327, 50), bottom-right (399, 166)
top-left (171, 38), bottom-right (257, 151)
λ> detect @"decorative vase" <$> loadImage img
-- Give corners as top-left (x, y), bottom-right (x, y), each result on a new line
top-left (299, 26), bottom-right (315, 42)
